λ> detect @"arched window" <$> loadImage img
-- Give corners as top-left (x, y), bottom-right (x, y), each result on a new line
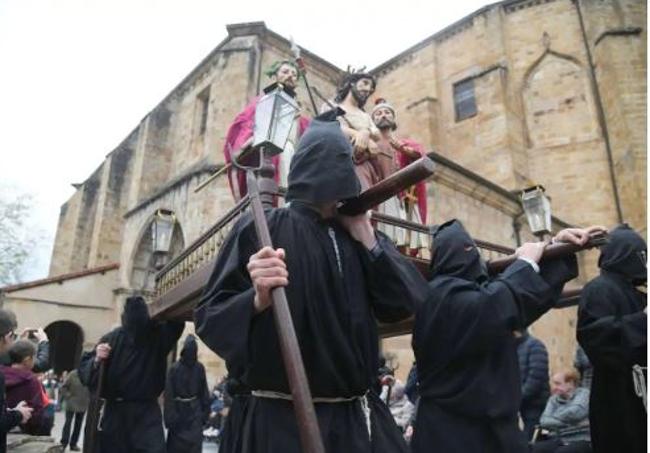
top-left (523, 53), bottom-right (599, 149)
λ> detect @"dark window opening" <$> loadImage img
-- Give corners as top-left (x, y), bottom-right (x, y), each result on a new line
top-left (198, 88), bottom-right (210, 135)
top-left (453, 79), bottom-right (477, 121)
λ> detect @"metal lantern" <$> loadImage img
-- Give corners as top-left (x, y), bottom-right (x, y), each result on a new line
top-left (521, 185), bottom-right (552, 239)
top-left (252, 84), bottom-right (300, 156)
top-left (151, 209), bottom-right (175, 255)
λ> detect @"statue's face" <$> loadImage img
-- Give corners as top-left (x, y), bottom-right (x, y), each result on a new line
top-left (350, 77), bottom-right (375, 107)
top-left (372, 106), bottom-right (396, 130)
top-left (273, 63), bottom-right (298, 89)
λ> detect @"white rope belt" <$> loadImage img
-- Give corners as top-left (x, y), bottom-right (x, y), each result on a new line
top-left (632, 365), bottom-right (647, 411)
top-left (251, 390), bottom-right (372, 438)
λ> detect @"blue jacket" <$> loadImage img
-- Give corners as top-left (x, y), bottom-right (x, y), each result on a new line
top-left (517, 333), bottom-right (550, 416)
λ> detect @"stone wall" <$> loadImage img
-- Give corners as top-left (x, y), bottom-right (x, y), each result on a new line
top-left (373, 0), bottom-right (645, 237)
top-left (581, 0), bottom-right (647, 235)
top-left (1, 267), bottom-right (118, 349)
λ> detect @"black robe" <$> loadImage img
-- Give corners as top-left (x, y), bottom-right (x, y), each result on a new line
top-left (194, 117), bottom-right (428, 453)
top-left (216, 378), bottom-right (250, 453)
top-left (411, 220), bottom-right (577, 453)
top-left (164, 335), bottom-right (210, 453)
top-left (79, 296), bottom-right (184, 453)
top-left (577, 225), bottom-right (647, 453)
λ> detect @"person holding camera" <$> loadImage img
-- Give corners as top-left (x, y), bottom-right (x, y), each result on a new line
top-left (0, 324), bottom-right (49, 374)
top-left (0, 309), bottom-right (32, 453)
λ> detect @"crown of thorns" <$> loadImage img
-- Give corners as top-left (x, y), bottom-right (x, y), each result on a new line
top-left (338, 66), bottom-right (377, 88)
top-left (265, 60), bottom-right (301, 80)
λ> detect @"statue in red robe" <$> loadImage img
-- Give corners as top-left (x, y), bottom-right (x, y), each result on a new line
top-left (371, 98), bottom-right (429, 253)
top-left (223, 60), bottom-right (310, 201)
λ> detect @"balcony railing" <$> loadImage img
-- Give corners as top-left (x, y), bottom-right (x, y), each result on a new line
top-left (151, 191), bottom-right (514, 318)
top-left (154, 195), bottom-right (250, 298)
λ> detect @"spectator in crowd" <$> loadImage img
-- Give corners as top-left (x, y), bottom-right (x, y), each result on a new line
top-left (2, 340), bottom-right (50, 435)
top-left (376, 353), bottom-right (396, 396)
top-left (0, 324), bottom-right (49, 374)
top-left (404, 362), bottom-right (418, 404)
top-left (59, 369), bottom-right (89, 451)
top-left (385, 381), bottom-right (415, 433)
top-left (516, 330), bottom-right (550, 441)
top-left (41, 370), bottom-right (58, 407)
top-left (216, 376), bottom-right (250, 453)
top-left (573, 346), bottom-right (592, 389)
top-left (532, 369), bottom-right (591, 453)
top-left (0, 310), bottom-right (32, 453)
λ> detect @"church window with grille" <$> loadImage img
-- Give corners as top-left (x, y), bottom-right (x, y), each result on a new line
top-left (453, 79), bottom-right (477, 121)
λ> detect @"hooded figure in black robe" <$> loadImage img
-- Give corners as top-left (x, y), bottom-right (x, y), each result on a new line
top-left (577, 225), bottom-right (647, 453)
top-left (411, 220), bottom-right (578, 453)
top-left (164, 334), bottom-right (210, 453)
top-left (194, 112), bottom-right (429, 453)
top-left (79, 296), bottom-right (184, 453)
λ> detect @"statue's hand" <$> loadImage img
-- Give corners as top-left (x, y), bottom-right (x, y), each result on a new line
top-left (351, 129), bottom-right (370, 153)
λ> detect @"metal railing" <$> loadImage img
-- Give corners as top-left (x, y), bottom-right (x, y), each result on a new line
top-left (153, 193), bottom-right (515, 299)
top-left (154, 196), bottom-right (250, 297)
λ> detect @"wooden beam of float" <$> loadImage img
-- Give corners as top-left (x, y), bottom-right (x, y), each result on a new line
top-left (337, 156), bottom-right (435, 215)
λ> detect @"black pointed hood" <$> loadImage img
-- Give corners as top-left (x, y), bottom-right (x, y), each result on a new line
top-left (121, 296), bottom-right (151, 339)
top-left (285, 110), bottom-right (361, 205)
top-left (599, 224), bottom-right (647, 284)
top-left (180, 334), bottom-right (198, 366)
top-left (430, 220), bottom-right (488, 283)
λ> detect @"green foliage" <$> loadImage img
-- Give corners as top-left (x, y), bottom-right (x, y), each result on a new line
top-left (0, 190), bottom-right (37, 285)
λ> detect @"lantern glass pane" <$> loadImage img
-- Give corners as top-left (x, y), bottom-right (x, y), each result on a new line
top-left (522, 189), bottom-right (552, 234)
top-left (542, 195), bottom-right (552, 233)
top-left (151, 223), bottom-right (157, 251)
top-left (253, 95), bottom-right (275, 146)
top-left (152, 217), bottom-right (174, 253)
top-left (269, 96), bottom-right (297, 150)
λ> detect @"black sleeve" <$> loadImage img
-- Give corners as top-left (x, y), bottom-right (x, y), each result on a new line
top-left (194, 215), bottom-right (257, 377)
top-left (503, 256), bottom-right (577, 328)
top-left (31, 341), bottom-right (50, 373)
top-left (361, 233), bottom-right (429, 323)
top-left (199, 364), bottom-right (211, 422)
top-left (0, 375), bottom-right (22, 433)
top-left (78, 332), bottom-right (113, 391)
top-left (159, 320), bottom-right (185, 355)
top-left (520, 254), bottom-right (579, 326)
top-left (163, 368), bottom-right (177, 429)
top-left (427, 260), bottom-right (553, 359)
top-left (577, 281), bottom-right (647, 368)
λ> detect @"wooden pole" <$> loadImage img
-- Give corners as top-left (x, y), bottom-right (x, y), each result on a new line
top-left (83, 360), bottom-right (106, 453)
top-left (245, 170), bottom-right (325, 453)
top-left (337, 156), bottom-right (435, 215)
top-left (487, 232), bottom-right (607, 275)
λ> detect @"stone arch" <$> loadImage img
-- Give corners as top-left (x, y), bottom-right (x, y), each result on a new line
top-left (44, 320), bottom-right (84, 374)
top-left (129, 211), bottom-right (185, 293)
top-left (522, 50), bottom-right (599, 149)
